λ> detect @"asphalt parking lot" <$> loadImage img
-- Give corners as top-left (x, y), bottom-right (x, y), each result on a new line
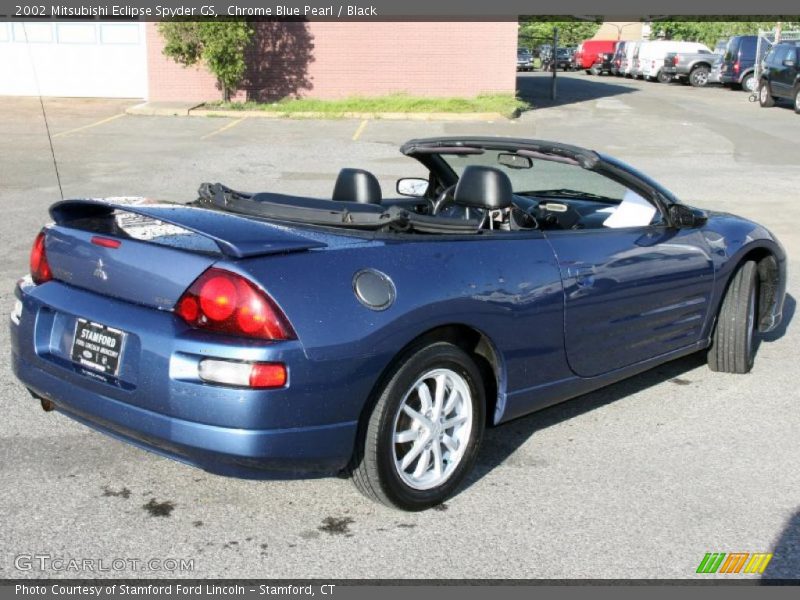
top-left (1, 71), bottom-right (798, 580)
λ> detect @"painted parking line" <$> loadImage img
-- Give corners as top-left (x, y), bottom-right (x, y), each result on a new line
top-left (352, 119), bottom-right (368, 141)
top-left (52, 113), bottom-right (126, 139)
top-left (201, 117), bottom-right (247, 140)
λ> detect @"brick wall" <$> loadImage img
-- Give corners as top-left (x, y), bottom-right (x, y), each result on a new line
top-left (146, 21), bottom-right (518, 102)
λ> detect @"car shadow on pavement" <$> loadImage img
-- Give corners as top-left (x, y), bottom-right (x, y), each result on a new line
top-left (466, 350), bottom-right (708, 486)
top-left (463, 294), bottom-right (794, 493)
top-left (762, 509), bottom-right (800, 581)
top-left (517, 72), bottom-right (638, 109)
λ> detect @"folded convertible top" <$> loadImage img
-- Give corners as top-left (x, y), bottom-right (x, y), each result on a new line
top-left (196, 182), bottom-right (483, 235)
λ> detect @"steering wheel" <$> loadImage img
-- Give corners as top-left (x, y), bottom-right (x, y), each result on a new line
top-left (432, 184), bottom-right (489, 228)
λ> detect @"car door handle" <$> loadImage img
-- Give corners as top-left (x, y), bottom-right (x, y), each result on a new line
top-left (571, 266), bottom-right (595, 288)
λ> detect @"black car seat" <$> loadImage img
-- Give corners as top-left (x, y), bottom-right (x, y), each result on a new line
top-left (332, 168), bottom-right (382, 205)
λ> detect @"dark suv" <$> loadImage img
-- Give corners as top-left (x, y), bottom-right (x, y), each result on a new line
top-left (719, 35), bottom-right (759, 92)
top-left (758, 41), bottom-right (800, 113)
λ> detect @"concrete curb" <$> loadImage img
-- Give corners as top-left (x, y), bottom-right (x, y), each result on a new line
top-left (125, 101), bottom-right (204, 117)
top-left (191, 108), bottom-right (512, 121)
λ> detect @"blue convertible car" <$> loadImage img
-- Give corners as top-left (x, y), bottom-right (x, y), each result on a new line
top-left (11, 137), bottom-right (786, 510)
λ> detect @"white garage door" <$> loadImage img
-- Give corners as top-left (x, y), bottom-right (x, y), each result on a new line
top-left (0, 21), bottom-right (147, 98)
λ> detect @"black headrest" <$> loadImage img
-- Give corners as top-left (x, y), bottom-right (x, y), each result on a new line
top-left (454, 165), bottom-right (513, 210)
top-left (332, 168), bottom-right (382, 205)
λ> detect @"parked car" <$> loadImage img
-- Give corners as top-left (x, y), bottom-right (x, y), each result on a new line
top-left (574, 39), bottom-right (617, 73)
top-left (622, 41), bottom-right (642, 77)
top-left (517, 48), bottom-right (535, 72)
top-left (631, 41), bottom-right (648, 78)
top-left (590, 51), bottom-right (616, 75)
top-left (611, 41), bottom-right (630, 75)
top-left (758, 41), bottom-right (800, 113)
top-left (543, 47), bottom-right (573, 71)
top-left (662, 48), bottom-right (720, 87)
top-left (719, 35), bottom-right (760, 92)
top-left (639, 41), bottom-right (712, 83)
top-left (11, 136), bottom-right (787, 510)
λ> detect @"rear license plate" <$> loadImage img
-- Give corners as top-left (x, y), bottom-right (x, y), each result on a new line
top-left (71, 319), bottom-right (126, 376)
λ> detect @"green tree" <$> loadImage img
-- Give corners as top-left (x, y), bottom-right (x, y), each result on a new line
top-left (518, 18), bottom-right (601, 49)
top-left (652, 18), bottom-right (800, 48)
top-left (158, 21), bottom-right (254, 101)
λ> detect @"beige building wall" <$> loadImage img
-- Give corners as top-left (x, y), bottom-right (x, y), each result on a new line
top-left (592, 22), bottom-right (645, 41)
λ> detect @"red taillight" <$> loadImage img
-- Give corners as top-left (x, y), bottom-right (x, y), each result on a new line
top-left (30, 231), bottom-right (52, 285)
top-left (733, 61), bottom-right (740, 72)
top-left (673, 56), bottom-right (679, 66)
top-left (176, 268), bottom-right (294, 341)
top-left (91, 236), bottom-right (121, 249)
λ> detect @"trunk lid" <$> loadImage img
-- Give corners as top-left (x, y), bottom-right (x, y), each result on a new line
top-left (45, 198), bottom-right (327, 309)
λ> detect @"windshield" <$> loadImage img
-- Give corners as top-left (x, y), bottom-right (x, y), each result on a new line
top-left (439, 149), bottom-right (632, 202)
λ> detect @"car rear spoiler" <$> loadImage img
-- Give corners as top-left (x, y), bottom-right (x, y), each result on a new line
top-left (49, 198), bottom-right (327, 259)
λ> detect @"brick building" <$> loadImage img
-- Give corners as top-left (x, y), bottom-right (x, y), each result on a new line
top-left (0, 20), bottom-right (517, 101)
top-left (146, 21), bottom-right (518, 102)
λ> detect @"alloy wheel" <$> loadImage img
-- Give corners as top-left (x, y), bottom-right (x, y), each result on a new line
top-left (391, 368), bottom-right (473, 491)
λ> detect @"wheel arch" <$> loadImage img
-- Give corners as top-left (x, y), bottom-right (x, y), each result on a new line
top-left (355, 324), bottom-right (506, 443)
top-left (724, 246), bottom-right (782, 332)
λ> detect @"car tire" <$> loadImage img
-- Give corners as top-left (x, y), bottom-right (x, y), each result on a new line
top-left (690, 66), bottom-right (710, 87)
top-left (741, 73), bottom-right (755, 93)
top-left (759, 81), bottom-right (775, 107)
top-left (349, 342), bottom-right (485, 510)
top-left (794, 86), bottom-right (800, 114)
top-left (585, 69), bottom-right (592, 75)
top-left (707, 261), bottom-right (759, 374)
top-left (657, 71), bottom-right (672, 84)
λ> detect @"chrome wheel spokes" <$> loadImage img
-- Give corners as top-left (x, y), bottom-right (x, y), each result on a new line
top-left (392, 368), bottom-right (473, 490)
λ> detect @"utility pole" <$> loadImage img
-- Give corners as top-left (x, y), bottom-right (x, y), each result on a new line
top-left (551, 26), bottom-right (558, 101)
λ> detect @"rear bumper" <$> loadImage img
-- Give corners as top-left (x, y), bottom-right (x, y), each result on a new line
top-left (13, 353), bottom-right (356, 476)
top-left (10, 280), bottom-right (363, 477)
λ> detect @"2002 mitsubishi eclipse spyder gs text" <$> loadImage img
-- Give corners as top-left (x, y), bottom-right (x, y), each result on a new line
top-left (10, 137), bottom-right (787, 510)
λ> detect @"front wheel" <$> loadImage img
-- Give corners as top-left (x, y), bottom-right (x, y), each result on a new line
top-left (708, 261), bottom-right (759, 374)
top-left (657, 71), bottom-right (672, 83)
top-left (759, 82), bottom-right (775, 107)
top-left (350, 342), bottom-right (485, 510)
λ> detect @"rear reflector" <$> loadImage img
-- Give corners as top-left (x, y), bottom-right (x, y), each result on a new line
top-left (198, 359), bottom-right (287, 389)
top-left (91, 236), bottom-right (122, 249)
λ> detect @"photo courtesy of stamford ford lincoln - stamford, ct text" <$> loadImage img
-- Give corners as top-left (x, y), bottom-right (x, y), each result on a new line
top-left (0, 0), bottom-right (798, 596)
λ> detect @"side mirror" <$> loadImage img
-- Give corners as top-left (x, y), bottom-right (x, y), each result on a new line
top-left (669, 204), bottom-right (708, 229)
top-left (396, 178), bottom-right (429, 198)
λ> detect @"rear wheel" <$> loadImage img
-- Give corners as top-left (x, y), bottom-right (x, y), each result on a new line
top-left (741, 73), bottom-right (755, 93)
top-left (690, 66), bottom-right (710, 87)
top-left (759, 81), bottom-right (775, 107)
top-left (350, 342), bottom-right (485, 510)
top-left (657, 71), bottom-right (672, 83)
top-left (708, 261), bottom-right (759, 374)
top-left (794, 86), bottom-right (800, 114)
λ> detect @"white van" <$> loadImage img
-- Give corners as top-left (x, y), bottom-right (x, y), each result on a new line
top-left (639, 40), bottom-right (712, 81)
top-left (623, 41), bottom-right (642, 77)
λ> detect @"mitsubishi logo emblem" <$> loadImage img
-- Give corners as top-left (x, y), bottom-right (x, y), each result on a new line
top-left (93, 259), bottom-right (108, 281)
